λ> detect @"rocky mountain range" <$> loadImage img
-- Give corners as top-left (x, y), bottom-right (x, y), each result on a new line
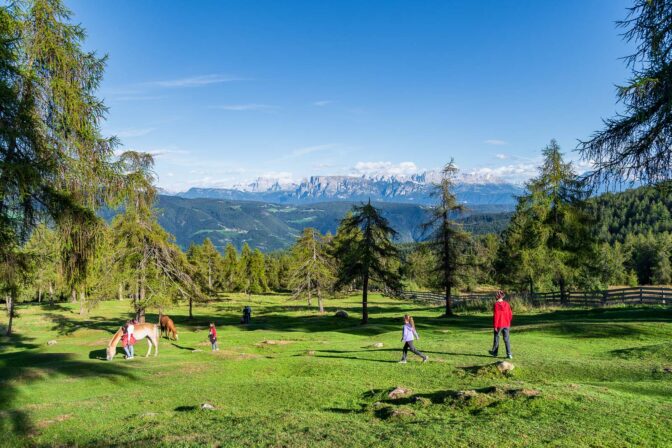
top-left (174, 172), bottom-right (524, 206)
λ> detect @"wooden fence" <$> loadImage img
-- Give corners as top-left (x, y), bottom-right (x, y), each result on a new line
top-left (391, 286), bottom-right (672, 308)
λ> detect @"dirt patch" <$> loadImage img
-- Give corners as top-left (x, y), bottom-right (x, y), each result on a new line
top-left (12, 368), bottom-right (48, 383)
top-left (37, 414), bottom-right (72, 429)
top-left (180, 364), bottom-right (207, 375)
top-left (256, 340), bottom-right (294, 347)
top-left (212, 350), bottom-right (260, 360)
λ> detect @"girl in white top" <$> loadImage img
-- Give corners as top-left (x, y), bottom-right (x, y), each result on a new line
top-left (399, 314), bottom-right (428, 363)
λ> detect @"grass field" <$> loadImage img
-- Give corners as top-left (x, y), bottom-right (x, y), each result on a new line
top-left (1, 294), bottom-right (671, 447)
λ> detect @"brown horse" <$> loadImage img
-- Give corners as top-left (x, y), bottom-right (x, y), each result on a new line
top-left (159, 314), bottom-right (179, 340)
top-left (106, 323), bottom-right (159, 361)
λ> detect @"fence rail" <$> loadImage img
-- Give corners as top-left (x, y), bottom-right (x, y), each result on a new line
top-left (391, 286), bottom-right (672, 308)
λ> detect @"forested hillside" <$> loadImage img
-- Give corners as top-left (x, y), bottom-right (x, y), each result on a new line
top-left (591, 185), bottom-right (672, 243)
top-left (155, 196), bottom-right (512, 251)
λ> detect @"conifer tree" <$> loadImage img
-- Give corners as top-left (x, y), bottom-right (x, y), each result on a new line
top-left (222, 243), bottom-right (239, 292)
top-left (497, 140), bottom-right (595, 300)
top-left (580, 0), bottom-right (672, 185)
top-left (422, 160), bottom-right (472, 316)
top-left (288, 228), bottom-right (335, 312)
top-left (333, 201), bottom-right (401, 324)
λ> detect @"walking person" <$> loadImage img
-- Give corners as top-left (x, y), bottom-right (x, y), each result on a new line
top-left (209, 322), bottom-right (219, 351)
top-left (399, 314), bottom-right (428, 363)
top-left (121, 320), bottom-right (136, 359)
top-left (489, 290), bottom-right (513, 359)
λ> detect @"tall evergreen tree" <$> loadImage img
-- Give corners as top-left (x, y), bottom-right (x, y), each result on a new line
top-left (498, 140), bottom-right (595, 300)
top-left (288, 228), bottom-right (335, 312)
top-left (112, 152), bottom-right (203, 321)
top-left (580, 0), bottom-right (672, 185)
top-left (0, 1), bottom-right (122, 317)
top-left (187, 238), bottom-right (224, 293)
top-left (333, 201), bottom-right (401, 324)
top-left (222, 243), bottom-right (239, 292)
top-left (422, 160), bottom-right (472, 316)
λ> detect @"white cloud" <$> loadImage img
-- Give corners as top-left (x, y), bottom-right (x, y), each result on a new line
top-left (465, 163), bottom-right (538, 184)
top-left (288, 144), bottom-right (337, 158)
top-left (313, 100), bottom-right (333, 107)
top-left (213, 104), bottom-right (276, 111)
top-left (113, 127), bottom-right (156, 138)
top-left (151, 74), bottom-right (242, 88)
top-left (352, 161), bottom-right (420, 177)
top-left (495, 153), bottom-right (508, 160)
top-left (484, 139), bottom-right (508, 146)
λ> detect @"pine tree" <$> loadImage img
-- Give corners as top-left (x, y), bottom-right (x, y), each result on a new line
top-left (580, 0), bottom-right (672, 185)
top-left (422, 160), bottom-right (472, 316)
top-left (187, 238), bottom-right (224, 293)
top-left (498, 140), bottom-right (595, 300)
top-left (112, 152), bottom-right (203, 321)
top-left (222, 243), bottom-right (239, 292)
top-left (0, 1), bottom-right (122, 318)
top-left (333, 201), bottom-right (401, 324)
top-left (288, 228), bottom-right (335, 312)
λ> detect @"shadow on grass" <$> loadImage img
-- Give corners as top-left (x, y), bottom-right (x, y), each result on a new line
top-left (0, 332), bottom-right (135, 439)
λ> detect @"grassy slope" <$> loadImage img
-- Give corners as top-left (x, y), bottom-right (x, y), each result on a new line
top-left (1, 295), bottom-right (671, 447)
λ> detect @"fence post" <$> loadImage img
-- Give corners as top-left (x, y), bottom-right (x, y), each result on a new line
top-left (602, 290), bottom-right (608, 307)
top-left (640, 287), bottom-right (643, 304)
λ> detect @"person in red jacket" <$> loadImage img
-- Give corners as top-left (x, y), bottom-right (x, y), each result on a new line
top-left (489, 290), bottom-right (513, 359)
top-left (208, 322), bottom-right (219, 351)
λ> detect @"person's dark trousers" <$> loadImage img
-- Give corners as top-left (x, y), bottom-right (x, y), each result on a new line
top-left (401, 341), bottom-right (426, 361)
top-left (492, 327), bottom-right (511, 356)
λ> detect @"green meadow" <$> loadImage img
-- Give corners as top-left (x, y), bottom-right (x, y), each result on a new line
top-left (1, 295), bottom-right (671, 447)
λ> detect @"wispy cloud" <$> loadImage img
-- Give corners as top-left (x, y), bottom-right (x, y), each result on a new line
top-left (212, 104), bottom-right (277, 111)
top-left (151, 74), bottom-right (242, 88)
top-left (313, 100), bottom-right (333, 107)
top-left (113, 127), bottom-right (156, 138)
top-left (289, 144), bottom-right (337, 158)
top-left (484, 139), bottom-right (508, 146)
top-left (495, 153), bottom-right (508, 160)
top-left (352, 161), bottom-right (419, 177)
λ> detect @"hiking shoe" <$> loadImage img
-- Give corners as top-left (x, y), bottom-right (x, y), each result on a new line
top-left (422, 356), bottom-right (429, 363)
top-left (507, 354), bottom-right (513, 359)
top-left (398, 360), bottom-right (407, 364)
top-left (488, 350), bottom-right (497, 357)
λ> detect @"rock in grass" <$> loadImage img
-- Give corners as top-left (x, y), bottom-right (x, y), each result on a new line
top-left (371, 342), bottom-right (384, 348)
top-left (390, 407), bottom-right (415, 419)
top-left (663, 366), bottom-right (672, 374)
top-left (47, 340), bottom-right (57, 346)
top-left (305, 350), bottom-right (316, 356)
top-left (388, 387), bottom-right (411, 399)
top-left (508, 388), bottom-right (541, 398)
top-left (410, 396), bottom-right (431, 407)
top-left (200, 403), bottom-right (216, 410)
top-left (334, 310), bottom-right (349, 318)
top-left (191, 349), bottom-right (203, 353)
top-left (455, 389), bottom-right (479, 401)
top-left (496, 361), bottom-right (515, 374)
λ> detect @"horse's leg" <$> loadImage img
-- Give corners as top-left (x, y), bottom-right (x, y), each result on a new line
top-left (145, 337), bottom-right (152, 357)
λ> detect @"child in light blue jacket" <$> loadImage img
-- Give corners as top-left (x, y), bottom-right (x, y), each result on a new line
top-left (400, 314), bottom-right (428, 363)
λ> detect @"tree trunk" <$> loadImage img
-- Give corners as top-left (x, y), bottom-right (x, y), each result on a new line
top-left (79, 289), bottom-right (86, 315)
top-left (559, 277), bottom-right (567, 305)
top-left (317, 287), bottom-right (324, 313)
top-left (38, 288), bottom-right (42, 303)
top-left (6, 294), bottom-right (14, 336)
top-left (208, 261), bottom-right (212, 291)
top-left (48, 283), bottom-right (54, 305)
top-left (307, 273), bottom-right (312, 307)
top-left (444, 283), bottom-right (453, 316)
top-left (189, 295), bottom-right (193, 320)
top-left (362, 274), bottom-right (369, 324)
top-left (136, 279), bottom-right (146, 323)
top-left (71, 289), bottom-right (77, 303)
top-left (118, 283), bottom-right (123, 301)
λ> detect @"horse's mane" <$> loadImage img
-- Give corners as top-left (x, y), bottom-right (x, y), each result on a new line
top-left (109, 327), bottom-right (123, 347)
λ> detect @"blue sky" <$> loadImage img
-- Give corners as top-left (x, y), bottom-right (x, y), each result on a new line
top-left (69, 0), bottom-right (633, 191)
